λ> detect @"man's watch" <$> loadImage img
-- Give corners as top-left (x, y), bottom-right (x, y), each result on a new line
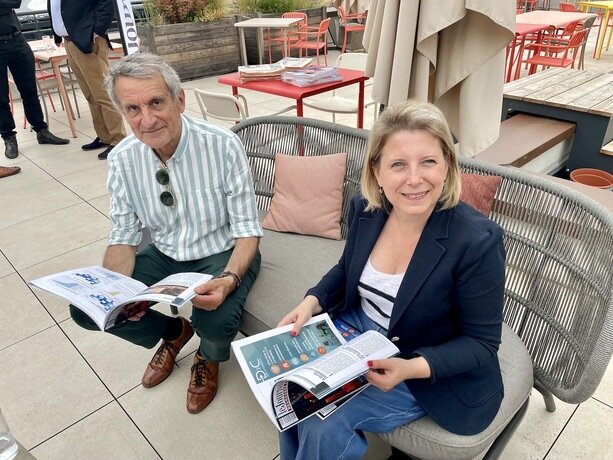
top-left (216, 271), bottom-right (241, 289)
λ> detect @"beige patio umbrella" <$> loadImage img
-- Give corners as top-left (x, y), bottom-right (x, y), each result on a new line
top-left (364, 0), bottom-right (515, 157)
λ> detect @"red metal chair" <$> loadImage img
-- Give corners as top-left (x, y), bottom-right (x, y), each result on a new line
top-left (517, 0), bottom-right (537, 12)
top-left (576, 16), bottom-right (597, 69)
top-left (266, 12), bottom-right (307, 63)
top-left (523, 19), bottom-right (579, 66)
top-left (290, 18), bottom-right (331, 66)
top-left (547, 19), bottom-right (582, 39)
top-left (559, 2), bottom-right (580, 12)
top-left (337, 6), bottom-right (367, 53)
top-left (523, 27), bottom-right (589, 74)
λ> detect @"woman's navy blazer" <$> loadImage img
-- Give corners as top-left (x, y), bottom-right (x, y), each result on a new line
top-left (307, 196), bottom-right (506, 435)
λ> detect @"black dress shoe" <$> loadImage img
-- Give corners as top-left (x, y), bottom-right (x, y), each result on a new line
top-left (37, 128), bottom-right (69, 145)
top-left (4, 135), bottom-right (18, 159)
top-left (82, 137), bottom-right (109, 151)
top-left (97, 145), bottom-right (115, 160)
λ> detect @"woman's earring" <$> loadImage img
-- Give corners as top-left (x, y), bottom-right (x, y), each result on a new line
top-left (379, 186), bottom-right (391, 214)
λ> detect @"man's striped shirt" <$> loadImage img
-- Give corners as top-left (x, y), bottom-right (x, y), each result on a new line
top-left (107, 115), bottom-right (262, 261)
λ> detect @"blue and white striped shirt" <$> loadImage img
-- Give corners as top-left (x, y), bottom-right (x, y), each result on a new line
top-left (107, 114), bottom-right (262, 261)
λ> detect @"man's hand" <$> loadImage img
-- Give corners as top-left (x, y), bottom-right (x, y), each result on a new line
top-left (191, 276), bottom-right (235, 311)
top-left (127, 311), bottom-right (146, 321)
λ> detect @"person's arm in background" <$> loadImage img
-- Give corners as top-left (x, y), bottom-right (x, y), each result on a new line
top-left (0, 0), bottom-right (22, 14)
top-left (45, 0), bottom-right (62, 46)
top-left (94, 0), bottom-right (115, 39)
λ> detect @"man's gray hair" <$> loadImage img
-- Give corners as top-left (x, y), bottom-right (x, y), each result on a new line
top-left (105, 53), bottom-right (181, 109)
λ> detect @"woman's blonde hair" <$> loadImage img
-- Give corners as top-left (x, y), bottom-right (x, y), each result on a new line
top-left (361, 99), bottom-right (461, 212)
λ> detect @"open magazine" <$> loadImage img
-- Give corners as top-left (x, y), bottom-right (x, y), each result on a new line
top-left (29, 266), bottom-right (212, 331)
top-left (231, 313), bottom-right (399, 431)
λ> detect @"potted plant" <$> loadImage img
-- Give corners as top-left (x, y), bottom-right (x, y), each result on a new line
top-left (137, 0), bottom-right (241, 80)
top-left (237, 0), bottom-right (329, 64)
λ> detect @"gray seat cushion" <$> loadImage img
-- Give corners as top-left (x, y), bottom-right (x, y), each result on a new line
top-left (241, 227), bottom-right (345, 336)
top-left (378, 324), bottom-right (533, 460)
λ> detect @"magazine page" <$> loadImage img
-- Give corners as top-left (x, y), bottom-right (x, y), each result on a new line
top-left (314, 378), bottom-right (368, 420)
top-left (238, 63), bottom-right (284, 75)
top-left (277, 57), bottom-right (312, 69)
top-left (29, 266), bottom-right (148, 331)
top-left (273, 375), bottom-right (370, 429)
top-left (231, 313), bottom-right (346, 430)
top-left (282, 330), bottom-right (399, 399)
top-left (104, 272), bottom-right (213, 329)
top-left (130, 272), bottom-right (213, 308)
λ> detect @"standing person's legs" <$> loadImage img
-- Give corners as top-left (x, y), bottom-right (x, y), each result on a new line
top-left (65, 38), bottom-right (126, 145)
top-left (9, 35), bottom-right (47, 132)
top-left (0, 40), bottom-right (17, 140)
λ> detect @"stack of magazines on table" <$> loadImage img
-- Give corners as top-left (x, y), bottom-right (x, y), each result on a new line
top-left (238, 57), bottom-right (312, 83)
top-left (281, 66), bottom-right (343, 87)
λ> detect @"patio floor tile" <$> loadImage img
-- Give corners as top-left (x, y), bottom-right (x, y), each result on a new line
top-left (118, 348), bottom-right (280, 460)
top-left (0, 326), bottom-right (112, 449)
top-left (0, 272), bottom-right (55, 350)
top-left (29, 402), bottom-right (159, 460)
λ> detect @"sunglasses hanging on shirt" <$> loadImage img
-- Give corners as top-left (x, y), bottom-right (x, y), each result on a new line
top-left (155, 165), bottom-right (176, 207)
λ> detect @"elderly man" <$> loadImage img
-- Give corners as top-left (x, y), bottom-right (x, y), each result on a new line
top-left (69, 53), bottom-right (262, 414)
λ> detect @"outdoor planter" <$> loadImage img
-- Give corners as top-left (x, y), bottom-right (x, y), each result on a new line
top-left (136, 19), bottom-right (241, 80)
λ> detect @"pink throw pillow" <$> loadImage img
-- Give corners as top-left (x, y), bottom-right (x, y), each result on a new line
top-left (262, 153), bottom-right (348, 240)
top-left (460, 174), bottom-right (502, 216)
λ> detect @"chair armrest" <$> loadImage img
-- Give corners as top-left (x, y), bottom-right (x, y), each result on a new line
top-left (527, 42), bottom-right (568, 53)
top-left (345, 11), bottom-right (367, 22)
top-left (296, 29), bottom-right (322, 39)
top-left (299, 24), bottom-right (319, 32)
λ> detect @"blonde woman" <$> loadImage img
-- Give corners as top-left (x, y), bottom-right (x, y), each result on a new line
top-left (279, 100), bottom-right (505, 459)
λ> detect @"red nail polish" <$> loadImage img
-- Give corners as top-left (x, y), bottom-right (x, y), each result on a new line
top-left (290, 331), bottom-right (297, 337)
top-left (367, 360), bottom-right (373, 367)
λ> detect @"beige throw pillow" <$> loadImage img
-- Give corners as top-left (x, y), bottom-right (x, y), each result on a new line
top-left (262, 153), bottom-right (348, 240)
top-left (460, 174), bottom-right (502, 216)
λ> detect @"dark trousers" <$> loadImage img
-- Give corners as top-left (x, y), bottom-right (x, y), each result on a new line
top-left (0, 33), bottom-right (47, 139)
top-left (70, 244), bottom-right (261, 362)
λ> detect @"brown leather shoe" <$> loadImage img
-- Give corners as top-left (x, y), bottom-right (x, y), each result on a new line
top-left (186, 354), bottom-right (219, 414)
top-left (141, 317), bottom-right (194, 388)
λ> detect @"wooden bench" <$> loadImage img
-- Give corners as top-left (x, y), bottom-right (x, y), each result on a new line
top-left (475, 114), bottom-right (575, 174)
top-left (601, 139), bottom-right (613, 157)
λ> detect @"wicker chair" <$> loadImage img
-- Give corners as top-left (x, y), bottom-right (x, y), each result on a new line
top-left (230, 116), bottom-right (613, 459)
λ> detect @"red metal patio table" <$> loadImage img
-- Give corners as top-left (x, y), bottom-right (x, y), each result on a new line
top-left (507, 22), bottom-right (552, 82)
top-left (218, 68), bottom-right (368, 128)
